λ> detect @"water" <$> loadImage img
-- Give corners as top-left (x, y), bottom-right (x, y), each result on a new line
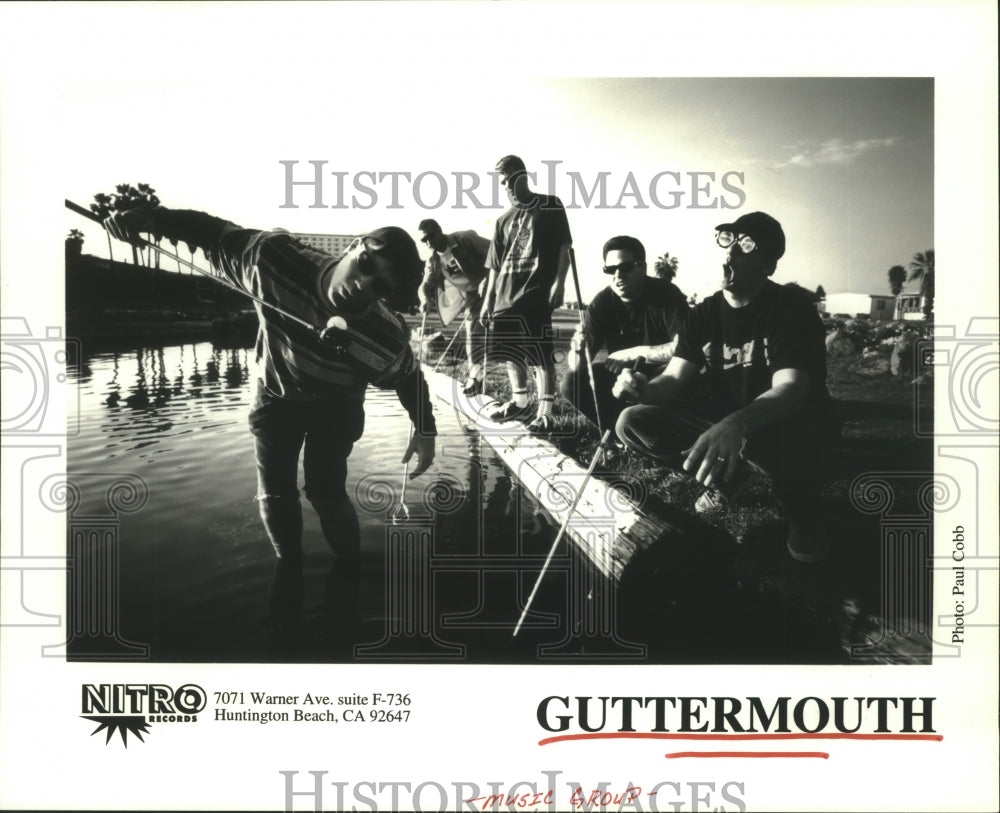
top-left (66, 335), bottom-right (625, 663)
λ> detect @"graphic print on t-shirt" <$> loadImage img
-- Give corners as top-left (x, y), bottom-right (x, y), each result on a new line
top-left (501, 209), bottom-right (537, 276)
top-left (705, 337), bottom-right (771, 370)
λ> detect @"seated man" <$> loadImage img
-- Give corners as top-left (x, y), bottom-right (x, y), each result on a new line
top-left (560, 235), bottom-right (688, 429)
top-left (613, 212), bottom-right (838, 563)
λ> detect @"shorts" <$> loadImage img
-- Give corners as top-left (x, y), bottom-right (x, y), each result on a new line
top-left (488, 308), bottom-right (554, 368)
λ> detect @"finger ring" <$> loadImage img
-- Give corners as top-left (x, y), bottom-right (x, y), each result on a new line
top-left (716, 456), bottom-right (726, 463)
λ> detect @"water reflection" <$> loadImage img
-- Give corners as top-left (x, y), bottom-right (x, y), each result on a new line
top-left (66, 336), bottom-right (586, 663)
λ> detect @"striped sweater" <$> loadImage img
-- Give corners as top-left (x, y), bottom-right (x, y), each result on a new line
top-left (211, 225), bottom-right (435, 434)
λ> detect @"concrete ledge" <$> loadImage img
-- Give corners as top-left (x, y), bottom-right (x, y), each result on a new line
top-left (423, 367), bottom-right (672, 583)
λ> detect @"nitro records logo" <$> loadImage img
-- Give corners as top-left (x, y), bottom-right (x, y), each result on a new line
top-left (80, 683), bottom-right (207, 746)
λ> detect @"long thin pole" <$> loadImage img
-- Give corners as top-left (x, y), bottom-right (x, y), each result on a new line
top-left (513, 428), bottom-right (612, 637)
top-left (567, 247), bottom-right (604, 436)
top-left (65, 199), bottom-right (323, 336)
top-left (432, 310), bottom-right (472, 372)
top-left (512, 354), bottom-right (643, 637)
top-left (398, 310), bottom-right (429, 505)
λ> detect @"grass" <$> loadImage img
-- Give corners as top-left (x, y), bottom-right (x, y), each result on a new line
top-left (416, 313), bottom-right (936, 663)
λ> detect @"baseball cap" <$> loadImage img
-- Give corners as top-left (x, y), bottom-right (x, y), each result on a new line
top-left (715, 211), bottom-right (786, 260)
top-left (365, 225), bottom-right (423, 287)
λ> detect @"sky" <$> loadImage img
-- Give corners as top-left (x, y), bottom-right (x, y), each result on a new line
top-left (53, 74), bottom-right (932, 304)
top-left (0, 4), bottom-right (935, 305)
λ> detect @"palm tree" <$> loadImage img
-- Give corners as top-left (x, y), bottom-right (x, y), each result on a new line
top-left (65, 228), bottom-right (84, 266)
top-left (653, 252), bottom-right (679, 282)
top-left (887, 265), bottom-right (906, 296)
top-left (113, 184), bottom-right (143, 265)
top-left (90, 192), bottom-right (115, 261)
top-left (908, 250), bottom-right (934, 320)
top-left (136, 183), bottom-right (162, 268)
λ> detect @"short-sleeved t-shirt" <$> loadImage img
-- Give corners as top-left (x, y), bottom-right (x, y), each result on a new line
top-left (486, 194), bottom-right (572, 316)
top-left (674, 281), bottom-right (832, 417)
top-left (584, 277), bottom-right (689, 356)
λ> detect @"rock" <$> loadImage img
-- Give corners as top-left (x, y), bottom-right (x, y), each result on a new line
top-left (858, 355), bottom-right (891, 376)
top-left (825, 329), bottom-right (858, 359)
top-left (890, 335), bottom-right (917, 377)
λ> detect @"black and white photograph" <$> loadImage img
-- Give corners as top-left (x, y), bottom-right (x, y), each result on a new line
top-left (1, 2), bottom-right (997, 811)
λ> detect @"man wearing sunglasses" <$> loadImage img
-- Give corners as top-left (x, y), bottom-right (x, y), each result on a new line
top-left (480, 154), bottom-right (572, 433)
top-left (417, 218), bottom-right (490, 395)
top-left (560, 235), bottom-right (689, 429)
top-left (105, 203), bottom-right (437, 640)
top-left (613, 212), bottom-right (837, 563)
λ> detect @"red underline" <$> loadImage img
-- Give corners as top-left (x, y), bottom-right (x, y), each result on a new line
top-left (666, 751), bottom-right (830, 759)
top-left (538, 732), bottom-right (943, 746)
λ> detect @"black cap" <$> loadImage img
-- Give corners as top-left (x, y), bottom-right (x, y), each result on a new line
top-left (716, 211), bottom-right (785, 260)
top-left (365, 225), bottom-right (423, 287)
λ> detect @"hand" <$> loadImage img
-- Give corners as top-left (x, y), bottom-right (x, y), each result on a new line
top-left (478, 304), bottom-right (493, 329)
top-left (612, 368), bottom-right (647, 402)
top-left (402, 431), bottom-right (436, 479)
top-left (681, 415), bottom-right (747, 487)
top-left (104, 205), bottom-right (161, 247)
top-left (569, 326), bottom-right (586, 355)
top-left (419, 299), bottom-right (433, 314)
top-left (320, 315), bottom-right (350, 355)
top-left (605, 346), bottom-right (644, 374)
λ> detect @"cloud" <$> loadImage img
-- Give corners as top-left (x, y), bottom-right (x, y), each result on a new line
top-left (772, 137), bottom-right (901, 170)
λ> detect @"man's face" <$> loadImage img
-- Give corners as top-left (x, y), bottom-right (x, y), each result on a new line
top-left (499, 170), bottom-right (531, 205)
top-left (603, 249), bottom-right (646, 302)
top-left (419, 228), bottom-right (448, 254)
top-left (326, 237), bottom-right (399, 317)
top-left (720, 235), bottom-right (771, 296)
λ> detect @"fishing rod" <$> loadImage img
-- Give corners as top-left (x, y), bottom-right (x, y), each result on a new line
top-left (512, 356), bottom-right (645, 637)
top-left (568, 247), bottom-right (604, 436)
top-left (432, 309), bottom-right (472, 373)
top-left (65, 198), bottom-right (325, 337)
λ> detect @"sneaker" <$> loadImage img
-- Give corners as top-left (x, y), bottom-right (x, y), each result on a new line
top-left (484, 399), bottom-right (532, 423)
top-left (462, 377), bottom-right (483, 396)
top-left (694, 466), bottom-right (752, 514)
top-left (526, 414), bottom-right (555, 435)
top-left (694, 488), bottom-right (726, 514)
top-left (786, 523), bottom-right (830, 563)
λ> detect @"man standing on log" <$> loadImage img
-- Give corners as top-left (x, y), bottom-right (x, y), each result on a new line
top-left (561, 235), bottom-right (689, 429)
top-left (417, 218), bottom-right (490, 395)
top-left (613, 212), bottom-right (838, 563)
top-left (480, 154), bottom-right (572, 434)
top-left (105, 204), bottom-right (437, 641)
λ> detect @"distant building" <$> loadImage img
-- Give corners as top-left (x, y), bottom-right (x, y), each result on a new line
top-left (291, 233), bottom-right (361, 257)
top-left (894, 292), bottom-right (926, 321)
top-left (819, 292), bottom-right (896, 321)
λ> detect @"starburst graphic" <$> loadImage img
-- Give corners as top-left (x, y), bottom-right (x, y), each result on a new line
top-left (82, 716), bottom-right (151, 747)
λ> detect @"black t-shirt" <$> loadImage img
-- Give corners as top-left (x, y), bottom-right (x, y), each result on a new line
top-left (584, 277), bottom-right (689, 355)
top-left (674, 280), bottom-right (832, 417)
top-left (486, 194), bottom-right (572, 316)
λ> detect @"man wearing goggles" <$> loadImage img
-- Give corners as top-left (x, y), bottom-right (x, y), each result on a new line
top-left (613, 211), bottom-right (838, 563)
top-left (106, 203), bottom-right (436, 643)
top-left (561, 235), bottom-right (689, 429)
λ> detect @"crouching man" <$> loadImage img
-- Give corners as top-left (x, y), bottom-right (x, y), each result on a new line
top-left (613, 212), bottom-right (838, 562)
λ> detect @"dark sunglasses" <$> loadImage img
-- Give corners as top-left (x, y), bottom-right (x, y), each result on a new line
top-left (602, 260), bottom-right (642, 275)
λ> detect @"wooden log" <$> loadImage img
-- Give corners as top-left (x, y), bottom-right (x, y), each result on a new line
top-left (422, 367), bottom-right (677, 584)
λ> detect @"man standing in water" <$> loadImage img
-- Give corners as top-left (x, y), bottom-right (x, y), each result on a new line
top-left (613, 212), bottom-right (838, 563)
top-left (106, 204), bottom-right (436, 643)
top-left (480, 154), bottom-right (572, 433)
